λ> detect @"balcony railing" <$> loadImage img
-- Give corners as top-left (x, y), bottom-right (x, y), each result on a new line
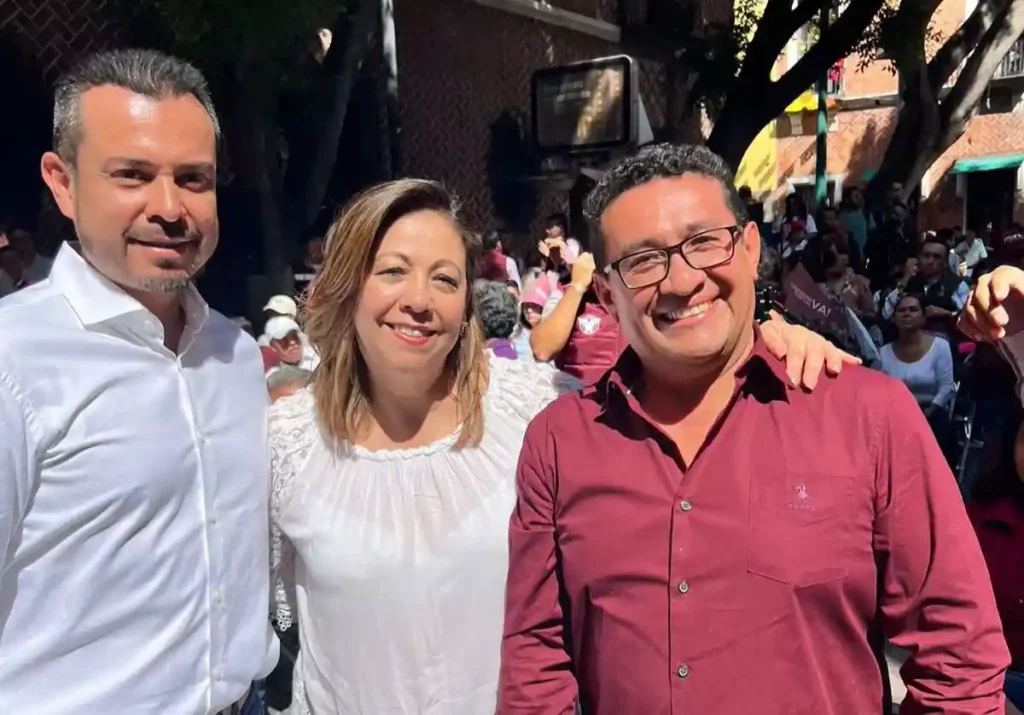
top-left (994, 38), bottom-right (1024, 80)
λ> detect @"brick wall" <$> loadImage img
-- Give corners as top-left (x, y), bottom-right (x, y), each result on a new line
top-left (0, 0), bottom-right (117, 82)
top-left (394, 0), bottom-right (668, 234)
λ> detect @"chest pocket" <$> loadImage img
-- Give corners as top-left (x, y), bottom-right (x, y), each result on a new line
top-left (748, 470), bottom-right (856, 587)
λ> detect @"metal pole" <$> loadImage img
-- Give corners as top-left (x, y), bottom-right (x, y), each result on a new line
top-left (814, 5), bottom-right (830, 209)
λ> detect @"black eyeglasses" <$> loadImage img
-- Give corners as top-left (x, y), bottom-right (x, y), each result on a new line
top-left (604, 225), bottom-right (742, 290)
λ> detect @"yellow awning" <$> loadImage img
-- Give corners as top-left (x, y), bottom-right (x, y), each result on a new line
top-left (785, 91), bottom-right (837, 113)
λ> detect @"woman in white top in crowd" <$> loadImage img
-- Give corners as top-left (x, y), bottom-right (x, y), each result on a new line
top-left (880, 292), bottom-right (956, 419)
top-left (267, 178), bottom-right (853, 714)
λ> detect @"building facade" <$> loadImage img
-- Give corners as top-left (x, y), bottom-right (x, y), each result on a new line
top-left (763, 0), bottom-right (1024, 231)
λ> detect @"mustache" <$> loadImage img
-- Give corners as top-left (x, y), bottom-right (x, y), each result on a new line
top-left (124, 224), bottom-right (202, 243)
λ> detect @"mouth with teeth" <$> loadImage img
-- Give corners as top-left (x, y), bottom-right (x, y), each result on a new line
top-left (386, 322), bottom-right (437, 346)
top-left (653, 300), bottom-right (717, 329)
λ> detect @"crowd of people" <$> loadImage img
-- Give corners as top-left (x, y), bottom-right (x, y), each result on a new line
top-left (7, 46), bottom-right (1024, 715)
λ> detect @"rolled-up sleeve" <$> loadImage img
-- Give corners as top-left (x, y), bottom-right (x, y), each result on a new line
top-left (874, 383), bottom-right (1009, 713)
top-left (0, 372), bottom-right (37, 577)
top-left (498, 411), bottom-right (577, 715)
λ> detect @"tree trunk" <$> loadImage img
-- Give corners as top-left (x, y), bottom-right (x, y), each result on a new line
top-left (284, 0), bottom-right (381, 235)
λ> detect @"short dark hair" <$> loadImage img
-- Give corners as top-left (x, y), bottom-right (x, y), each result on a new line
top-left (473, 280), bottom-right (518, 340)
top-left (545, 212), bottom-right (568, 234)
top-left (482, 230), bottom-right (501, 251)
top-left (921, 236), bottom-right (948, 254)
top-left (583, 143), bottom-right (747, 267)
top-left (53, 48), bottom-right (220, 166)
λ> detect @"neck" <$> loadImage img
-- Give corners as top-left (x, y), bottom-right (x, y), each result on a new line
top-left (126, 287), bottom-right (186, 351)
top-left (367, 367), bottom-right (457, 445)
top-left (897, 328), bottom-right (924, 345)
top-left (639, 327), bottom-right (755, 426)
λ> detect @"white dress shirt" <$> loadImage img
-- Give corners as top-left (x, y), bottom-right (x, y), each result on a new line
top-left (0, 245), bottom-right (278, 714)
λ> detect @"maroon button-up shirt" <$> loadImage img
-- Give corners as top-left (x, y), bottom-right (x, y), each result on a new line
top-left (500, 333), bottom-right (1008, 715)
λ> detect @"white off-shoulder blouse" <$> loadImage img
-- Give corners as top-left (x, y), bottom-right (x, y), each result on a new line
top-left (269, 355), bottom-right (580, 714)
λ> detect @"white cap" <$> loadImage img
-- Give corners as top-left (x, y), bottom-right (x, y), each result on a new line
top-left (264, 316), bottom-right (301, 341)
top-left (263, 294), bottom-right (298, 317)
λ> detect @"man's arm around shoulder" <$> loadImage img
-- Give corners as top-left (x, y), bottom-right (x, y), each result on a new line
top-left (498, 409), bottom-right (578, 715)
top-left (872, 381), bottom-right (1008, 713)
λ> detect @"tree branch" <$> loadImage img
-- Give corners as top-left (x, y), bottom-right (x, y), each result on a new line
top-left (770, 0), bottom-right (887, 112)
top-left (942, 0), bottom-right (1024, 129)
top-left (927, 0), bottom-right (1006, 92)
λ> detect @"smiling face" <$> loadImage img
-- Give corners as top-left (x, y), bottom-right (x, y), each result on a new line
top-left (42, 85), bottom-right (218, 295)
top-left (595, 174), bottom-right (760, 379)
top-left (354, 209), bottom-right (468, 382)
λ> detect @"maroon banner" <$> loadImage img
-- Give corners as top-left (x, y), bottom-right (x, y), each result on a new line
top-left (784, 264), bottom-right (848, 335)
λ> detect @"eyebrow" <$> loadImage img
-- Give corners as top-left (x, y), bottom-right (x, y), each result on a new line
top-left (375, 251), bottom-right (465, 276)
top-left (618, 223), bottom-right (722, 257)
top-left (102, 157), bottom-right (215, 173)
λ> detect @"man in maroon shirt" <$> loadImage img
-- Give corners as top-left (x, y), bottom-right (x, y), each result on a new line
top-left (499, 144), bottom-right (1009, 715)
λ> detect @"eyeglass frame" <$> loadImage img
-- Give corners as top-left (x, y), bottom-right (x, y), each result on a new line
top-left (602, 224), bottom-right (745, 290)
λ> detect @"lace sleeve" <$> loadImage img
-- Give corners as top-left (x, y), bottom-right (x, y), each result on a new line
top-left (486, 354), bottom-right (582, 422)
top-left (268, 389), bottom-right (317, 630)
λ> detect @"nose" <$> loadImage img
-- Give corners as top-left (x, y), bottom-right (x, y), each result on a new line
top-left (399, 273), bottom-right (432, 315)
top-left (146, 175), bottom-right (186, 224)
top-left (658, 250), bottom-right (704, 297)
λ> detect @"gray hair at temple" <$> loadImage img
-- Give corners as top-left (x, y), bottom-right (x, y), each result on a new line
top-left (473, 280), bottom-right (518, 340)
top-left (583, 143), bottom-right (747, 267)
top-left (53, 48), bottom-right (221, 167)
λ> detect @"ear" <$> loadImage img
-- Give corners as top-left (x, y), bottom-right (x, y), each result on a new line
top-left (41, 152), bottom-right (76, 222)
top-left (739, 222), bottom-right (761, 280)
top-left (593, 273), bottom-right (618, 322)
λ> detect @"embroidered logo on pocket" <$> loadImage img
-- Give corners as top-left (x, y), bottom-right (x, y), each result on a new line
top-left (788, 483), bottom-right (816, 513)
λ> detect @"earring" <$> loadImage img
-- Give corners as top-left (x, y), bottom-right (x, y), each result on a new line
top-left (460, 322), bottom-right (467, 336)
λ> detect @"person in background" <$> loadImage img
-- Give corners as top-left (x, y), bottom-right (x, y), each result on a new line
top-left (882, 237), bottom-right (969, 335)
top-left (266, 365), bottom-right (311, 403)
top-left (474, 279), bottom-right (520, 360)
top-left (838, 186), bottom-right (872, 253)
top-left (292, 233), bottom-right (323, 297)
top-left (0, 246), bottom-right (31, 296)
top-left (542, 212), bottom-right (582, 262)
top-left (779, 218), bottom-right (808, 261)
top-left (529, 251), bottom-right (627, 384)
top-left (820, 205), bottom-right (863, 273)
top-left (477, 231), bottom-right (511, 285)
top-left (8, 229), bottom-right (53, 283)
top-left (511, 281), bottom-right (548, 359)
top-left (264, 315), bottom-right (317, 371)
top-left (967, 408), bottom-right (1024, 714)
top-left (499, 143), bottom-right (1007, 715)
top-left (880, 293), bottom-right (955, 443)
top-left (955, 229), bottom-right (989, 280)
top-left (0, 48), bottom-right (275, 714)
top-left (264, 293), bottom-right (298, 321)
top-left (775, 192), bottom-right (816, 242)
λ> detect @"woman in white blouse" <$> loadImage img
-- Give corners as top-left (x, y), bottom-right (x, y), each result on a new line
top-left (267, 178), bottom-right (852, 714)
top-left (880, 292), bottom-right (956, 421)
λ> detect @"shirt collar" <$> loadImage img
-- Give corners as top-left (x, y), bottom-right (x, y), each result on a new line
top-left (49, 242), bottom-right (209, 331)
top-left (595, 325), bottom-right (790, 414)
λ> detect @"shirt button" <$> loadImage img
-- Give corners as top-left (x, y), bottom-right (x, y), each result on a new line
top-left (213, 669), bottom-right (223, 681)
top-left (677, 664), bottom-right (690, 679)
top-left (679, 500), bottom-right (693, 512)
top-left (214, 591), bottom-right (224, 606)
top-left (677, 580), bottom-right (689, 594)
top-left (208, 514), bottom-right (218, 526)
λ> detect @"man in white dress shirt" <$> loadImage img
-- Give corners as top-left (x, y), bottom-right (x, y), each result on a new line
top-left (0, 49), bottom-right (277, 713)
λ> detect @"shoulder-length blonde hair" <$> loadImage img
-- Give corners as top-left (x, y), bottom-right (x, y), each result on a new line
top-left (303, 179), bottom-right (487, 448)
